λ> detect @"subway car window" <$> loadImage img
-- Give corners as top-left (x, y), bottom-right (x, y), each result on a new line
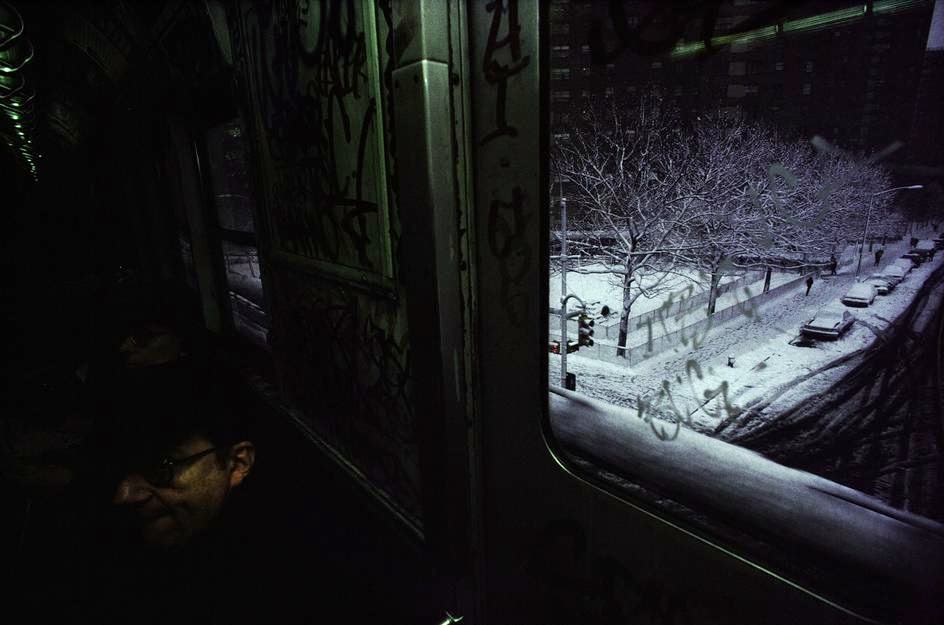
top-left (546, 0), bottom-right (944, 616)
top-left (202, 116), bottom-right (269, 347)
top-left (205, 118), bottom-right (256, 233)
top-left (221, 240), bottom-right (268, 346)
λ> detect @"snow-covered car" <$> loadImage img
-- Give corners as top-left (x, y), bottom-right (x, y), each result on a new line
top-left (901, 251), bottom-right (924, 266)
top-left (800, 307), bottom-right (855, 340)
top-left (841, 282), bottom-right (877, 307)
top-left (934, 236), bottom-right (944, 250)
top-left (914, 240), bottom-right (936, 260)
top-left (890, 258), bottom-right (914, 273)
top-left (865, 274), bottom-right (895, 295)
top-left (881, 264), bottom-right (908, 285)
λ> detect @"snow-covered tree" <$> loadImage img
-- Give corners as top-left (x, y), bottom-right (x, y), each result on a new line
top-left (551, 98), bottom-right (900, 355)
top-left (551, 93), bottom-right (701, 358)
top-left (684, 113), bottom-right (896, 313)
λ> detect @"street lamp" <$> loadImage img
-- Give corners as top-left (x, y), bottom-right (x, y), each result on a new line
top-left (855, 184), bottom-right (923, 278)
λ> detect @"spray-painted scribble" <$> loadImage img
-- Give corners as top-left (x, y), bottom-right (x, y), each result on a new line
top-left (481, 0), bottom-right (530, 145)
top-left (239, 1), bottom-right (390, 274)
top-left (227, 1), bottom-right (420, 522)
top-left (488, 185), bottom-right (533, 326)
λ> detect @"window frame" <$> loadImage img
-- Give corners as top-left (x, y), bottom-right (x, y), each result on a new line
top-left (536, 4), bottom-right (944, 621)
top-left (191, 114), bottom-right (271, 357)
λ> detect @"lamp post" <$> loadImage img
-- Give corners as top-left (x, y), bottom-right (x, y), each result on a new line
top-left (855, 184), bottom-right (923, 279)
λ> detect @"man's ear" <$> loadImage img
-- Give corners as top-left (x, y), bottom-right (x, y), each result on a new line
top-left (227, 441), bottom-right (256, 488)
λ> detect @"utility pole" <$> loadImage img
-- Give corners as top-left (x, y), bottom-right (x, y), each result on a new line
top-left (856, 184), bottom-right (923, 279)
top-left (549, 191), bottom-right (581, 389)
top-left (855, 194), bottom-right (874, 280)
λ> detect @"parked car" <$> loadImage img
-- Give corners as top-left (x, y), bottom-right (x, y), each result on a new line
top-left (882, 264), bottom-right (908, 285)
top-left (901, 251), bottom-right (925, 266)
top-left (841, 282), bottom-right (877, 307)
top-left (800, 306), bottom-right (855, 340)
top-left (892, 257), bottom-right (916, 272)
top-left (865, 274), bottom-right (895, 295)
top-left (914, 240), bottom-right (936, 260)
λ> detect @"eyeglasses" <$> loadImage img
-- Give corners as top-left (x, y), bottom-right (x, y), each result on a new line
top-left (140, 447), bottom-right (219, 488)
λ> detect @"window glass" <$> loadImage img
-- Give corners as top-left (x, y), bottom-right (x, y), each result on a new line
top-left (547, 0), bottom-right (942, 576)
top-left (221, 240), bottom-right (269, 347)
top-left (204, 115), bottom-right (269, 347)
top-left (205, 118), bottom-right (255, 233)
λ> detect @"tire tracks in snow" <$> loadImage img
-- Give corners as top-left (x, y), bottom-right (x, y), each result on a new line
top-left (719, 261), bottom-right (944, 470)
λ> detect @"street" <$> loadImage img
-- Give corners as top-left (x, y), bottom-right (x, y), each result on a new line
top-left (550, 235), bottom-right (944, 518)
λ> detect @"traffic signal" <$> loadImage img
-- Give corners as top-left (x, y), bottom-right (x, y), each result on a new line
top-left (577, 313), bottom-right (594, 347)
top-left (549, 339), bottom-right (579, 354)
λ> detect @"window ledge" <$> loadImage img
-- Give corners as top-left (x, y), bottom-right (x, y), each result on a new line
top-left (549, 387), bottom-right (944, 597)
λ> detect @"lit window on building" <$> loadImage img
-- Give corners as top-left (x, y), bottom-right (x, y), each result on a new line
top-left (775, 61), bottom-right (784, 71)
top-left (802, 83), bottom-right (812, 95)
top-left (551, 68), bottom-right (571, 81)
top-left (552, 45), bottom-right (571, 58)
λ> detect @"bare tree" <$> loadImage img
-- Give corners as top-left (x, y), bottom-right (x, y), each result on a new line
top-left (551, 94), bottom-right (701, 358)
top-left (551, 99), bottom-right (899, 360)
top-left (798, 150), bottom-right (894, 258)
top-left (685, 112), bottom-right (895, 313)
top-left (682, 110), bottom-right (794, 314)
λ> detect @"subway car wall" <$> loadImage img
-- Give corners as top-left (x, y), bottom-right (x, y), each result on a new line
top-left (3, 2), bottom-right (943, 625)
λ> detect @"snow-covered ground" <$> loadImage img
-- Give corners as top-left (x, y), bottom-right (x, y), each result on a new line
top-left (224, 256), bottom-right (270, 347)
top-left (550, 263), bottom-right (740, 317)
top-left (550, 236), bottom-right (940, 435)
top-left (550, 254), bottom-right (845, 348)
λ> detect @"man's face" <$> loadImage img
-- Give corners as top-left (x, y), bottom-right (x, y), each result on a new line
top-left (111, 435), bottom-right (254, 548)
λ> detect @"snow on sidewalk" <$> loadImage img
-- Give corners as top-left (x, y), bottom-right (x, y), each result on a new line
top-left (549, 265), bottom-right (739, 317)
top-left (550, 242), bottom-right (942, 436)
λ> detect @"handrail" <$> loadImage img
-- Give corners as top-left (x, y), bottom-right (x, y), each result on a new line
top-left (548, 387), bottom-right (944, 594)
top-left (0, 2), bottom-right (25, 49)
